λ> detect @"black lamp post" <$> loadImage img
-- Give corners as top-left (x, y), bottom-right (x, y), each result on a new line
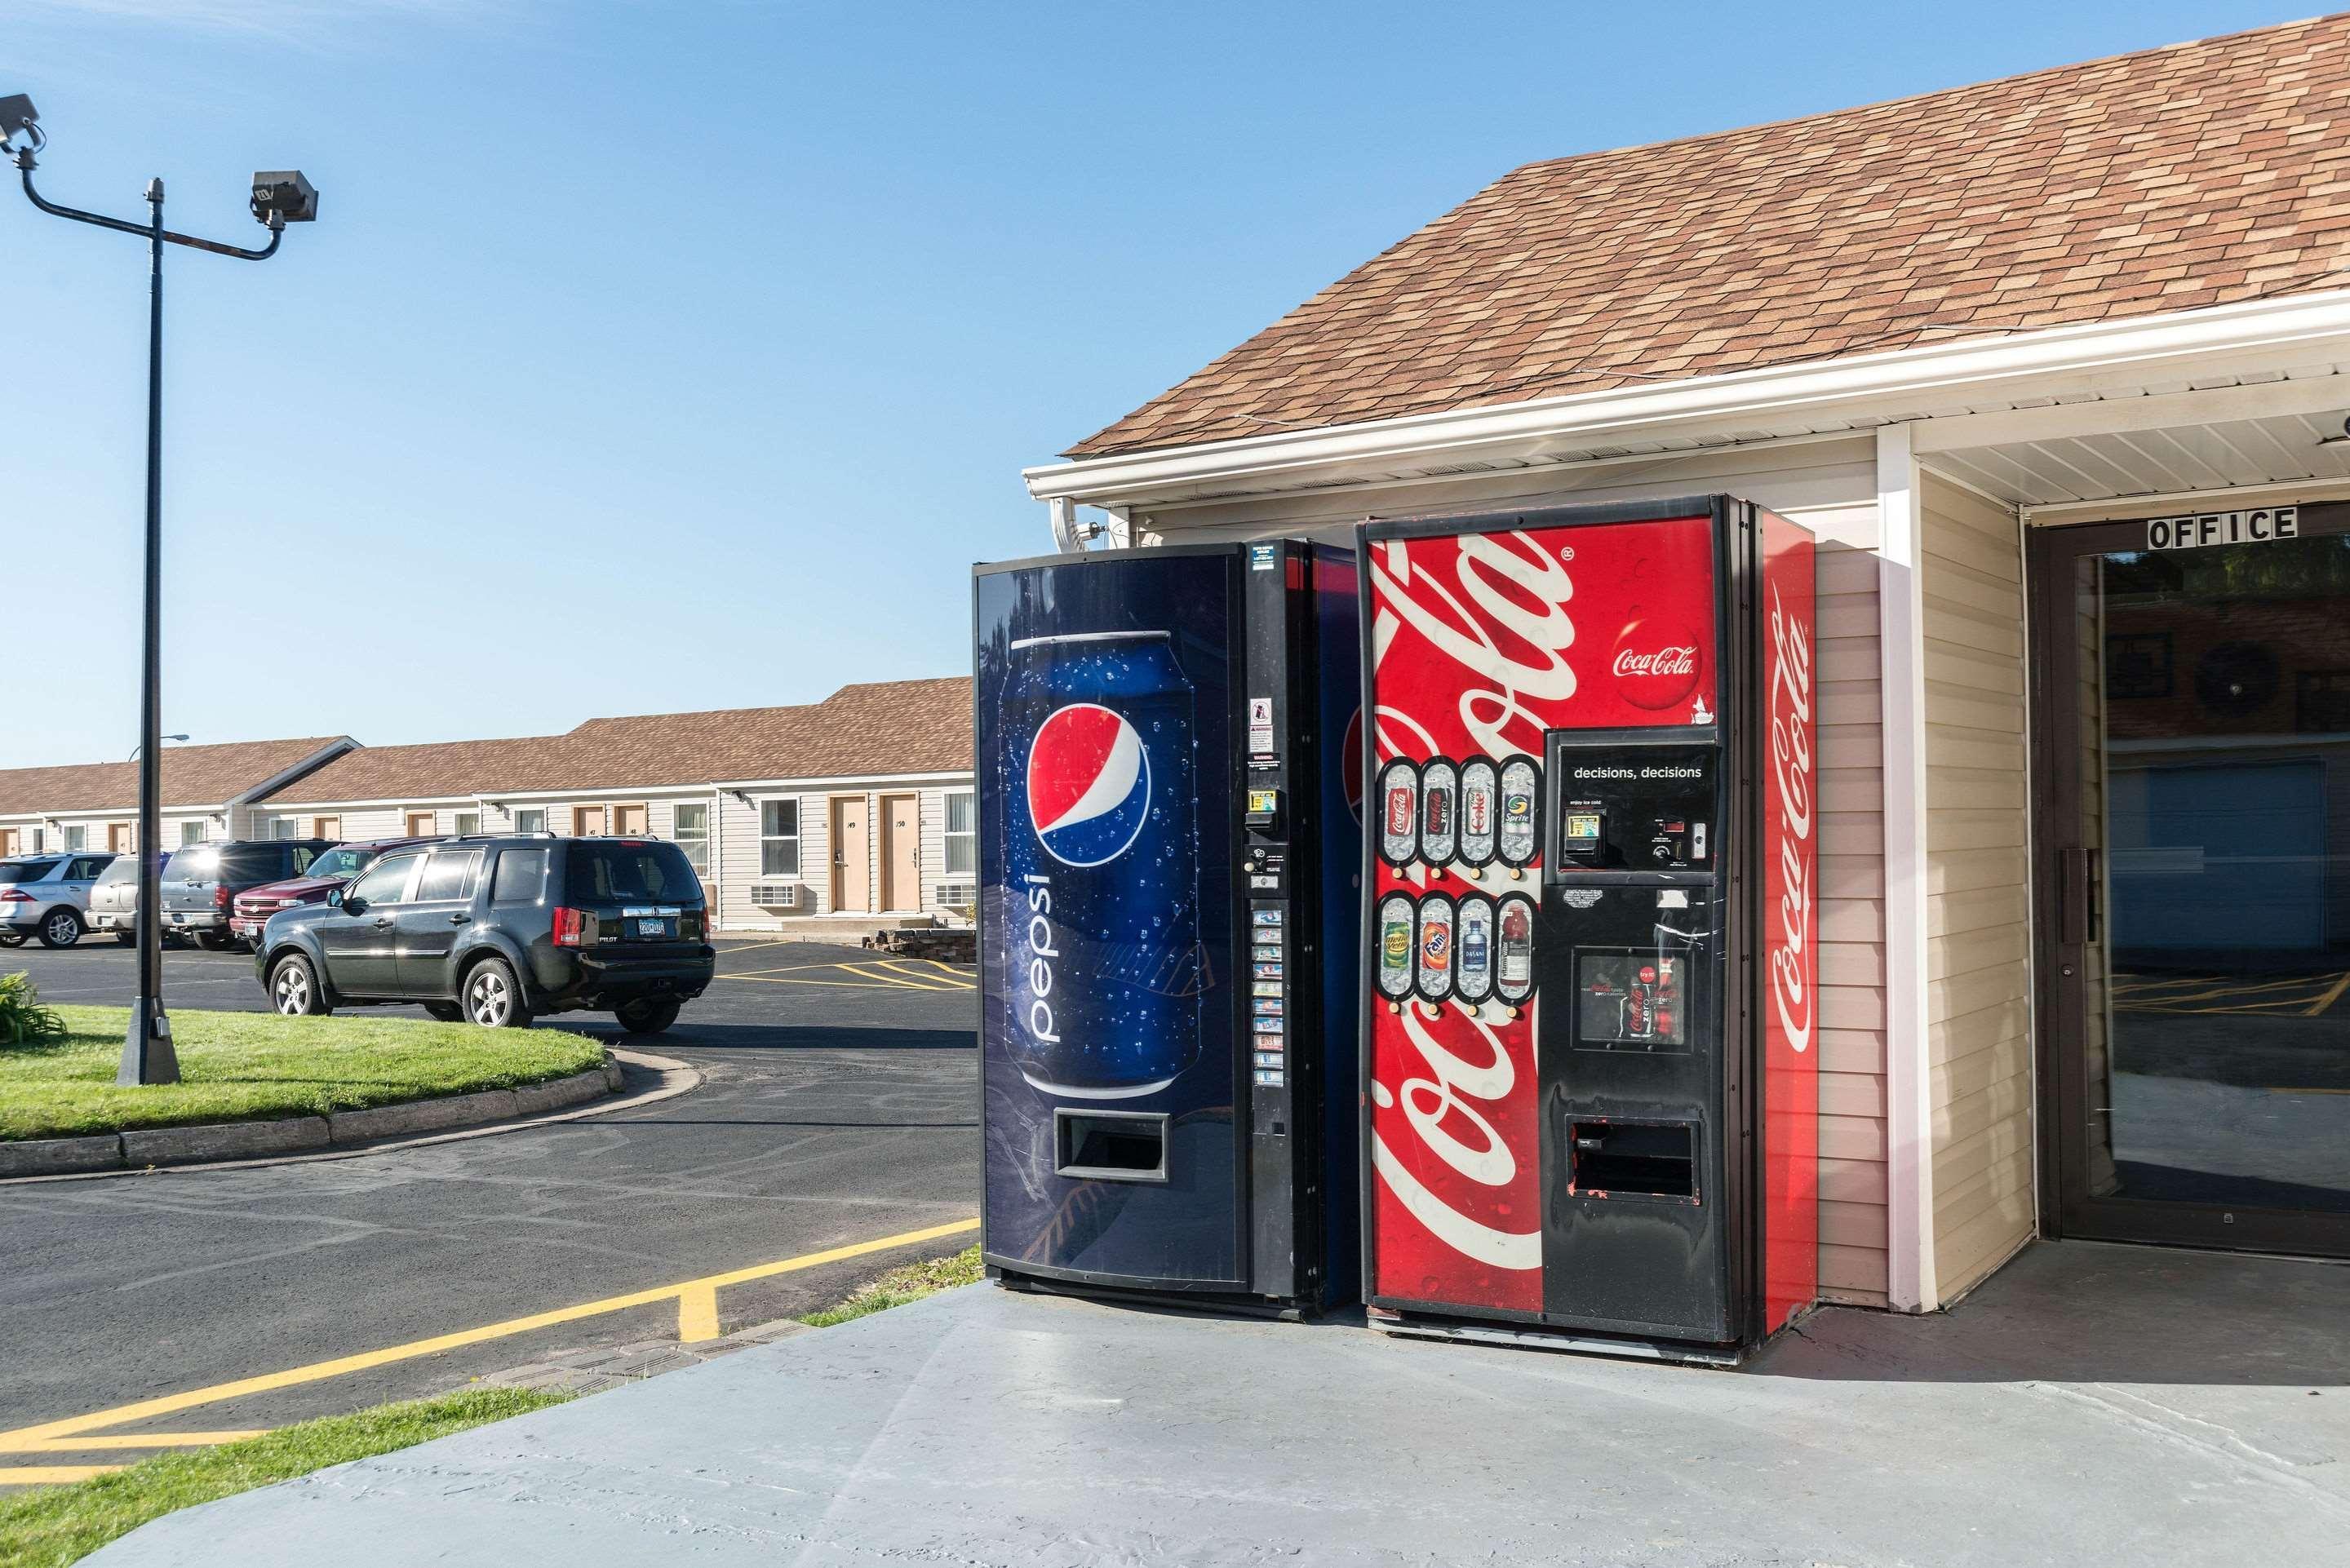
top-left (0, 95), bottom-right (317, 1086)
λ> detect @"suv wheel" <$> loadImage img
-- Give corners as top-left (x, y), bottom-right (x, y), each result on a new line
top-left (614, 997), bottom-right (681, 1036)
top-left (463, 958), bottom-right (533, 1029)
top-left (269, 953), bottom-right (333, 1017)
top-left (38, 908), bottom-right (82, 948)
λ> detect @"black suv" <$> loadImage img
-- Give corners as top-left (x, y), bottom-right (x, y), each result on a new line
top-left (255, 835), bottom-right (713, 1034)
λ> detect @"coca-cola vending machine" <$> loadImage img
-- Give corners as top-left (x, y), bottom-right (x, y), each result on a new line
top-left (1359, 494), bottom-right (1816, 1362)
top-left (974, 540), bottom-right (1363, 1312)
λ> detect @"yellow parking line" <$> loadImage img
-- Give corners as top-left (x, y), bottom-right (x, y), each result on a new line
top-left (0, 1218), bottom-right (981, 1451)
top-left (0, 1431), bottom-right (268, 1455)
top-left (716, 973), bottom-right (911, 991)
top-left (0, 1465), bottom-right (122, 1485)
top-left (919, 959), bottom-right (977, 979)
top-left (876, 959), bottom-right (973, 990)
top-left (838, 963), bottom-right (951, 992)
top-left (2305, 969), bottom-right (2350, 1018)
top-left (676, 1284), bottom-right (721, 1344)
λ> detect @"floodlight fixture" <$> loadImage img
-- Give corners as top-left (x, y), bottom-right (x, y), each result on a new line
top-left (0, 94), bottom-right (42, 156)
top-left (250, 170), bottom-right (317, 226)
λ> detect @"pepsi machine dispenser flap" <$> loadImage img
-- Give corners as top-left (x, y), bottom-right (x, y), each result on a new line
top-left (974, 538), bottom-right (1360, 1313)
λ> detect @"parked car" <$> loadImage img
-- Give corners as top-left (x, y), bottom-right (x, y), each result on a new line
top-left (0, 851), bottom-right (117, 948)
top-left (229, 838), bottom-right (442, 949)
top-left (256, 835), bottom-right (712, 1033)
top-left (160, 839), bottom-right (334, 950)
top-left (86, 854), bottom-right (142, 944)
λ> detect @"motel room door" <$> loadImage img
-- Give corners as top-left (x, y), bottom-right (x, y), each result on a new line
top-left (831, 795), bottom-right (871, 913)
top-left (877, 793), bottom-right (919, 912)
top-left (2029, 503), bottom-right (2350, 1258)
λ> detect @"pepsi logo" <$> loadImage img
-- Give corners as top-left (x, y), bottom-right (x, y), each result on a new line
top-left (1026, 702), bottom-right (1152, 866)
top-left (1611, 617), bottom-right (1704, 710)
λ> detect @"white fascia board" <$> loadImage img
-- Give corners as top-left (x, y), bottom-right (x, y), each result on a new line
top-left (1022, 290), bottom-right (2350, 509)
top-left (709, 770), bottom-right (974, 792)
top-left (2, 802), bottom-right (232, 822)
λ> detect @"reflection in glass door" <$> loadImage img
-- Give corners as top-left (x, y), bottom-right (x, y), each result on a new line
top-left (2033, 508), bottom-right (2350, 1256)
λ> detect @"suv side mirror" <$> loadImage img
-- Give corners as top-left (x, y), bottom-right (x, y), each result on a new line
top-left (329, 888), bottom-right (350, 910)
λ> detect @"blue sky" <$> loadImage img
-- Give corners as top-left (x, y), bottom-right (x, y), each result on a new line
top-left (0, 0), bottom-right (2308, 766)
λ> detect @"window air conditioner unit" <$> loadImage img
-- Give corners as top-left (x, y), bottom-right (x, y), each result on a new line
top-left (933, 881), bottom-right (977, 909)
top-left (750, 882), bottom-right (800, 909)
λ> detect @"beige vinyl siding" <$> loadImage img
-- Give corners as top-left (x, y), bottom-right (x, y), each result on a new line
top-left (1815, 538), bottom-right (1891, 1304)
top-left (1921, 472), bottom-right (2035, 1300)
top-left (707, 780), bottom-right (973, 930)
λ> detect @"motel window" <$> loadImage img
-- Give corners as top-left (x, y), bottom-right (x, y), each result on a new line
top-left (673, 802), bottom-right (710, 872)
top-left (453, 811), bottom-right (481, 838)
top-left (30, 829), bottom-right (45, 852)
top-left (760, 800), bottom-right (800, 877)
top-left (944, 790), bottom-right (974, 877)
top-left (261, 816), bottom-right (296, 840)
top-left (514, 808), bottom-right (546, 835)
top-left (64, 826), bottom-right (85, 852)
top-left (180, 821), bottom-right (206, 847)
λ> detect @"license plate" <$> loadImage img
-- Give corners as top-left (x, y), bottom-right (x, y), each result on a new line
top-left (634, 917), bottom-right (673, 939)
top-left (175, 913), bottom-right (200, 925)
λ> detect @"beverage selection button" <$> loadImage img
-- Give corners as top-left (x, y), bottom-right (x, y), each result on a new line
top-left (1252, 981), bottom-right (1282, 998)
top-left (1253, 909), bottom-right (1284, 927)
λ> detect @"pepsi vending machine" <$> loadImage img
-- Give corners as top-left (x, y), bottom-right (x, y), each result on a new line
top-left (975, 540), bottom-right (1362, 1311)
top-left (1359, 495), bottom-right (1817, 1362)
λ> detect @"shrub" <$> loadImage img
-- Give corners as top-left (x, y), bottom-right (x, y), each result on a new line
top-left (0, 972), bottom-right (65, 1047)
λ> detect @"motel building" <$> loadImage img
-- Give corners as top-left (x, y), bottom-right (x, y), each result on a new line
top-left (1019, 16), bottom-right (2350, 1310)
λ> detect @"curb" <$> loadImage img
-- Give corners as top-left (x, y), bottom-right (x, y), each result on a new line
top-left (0, 1049), bottom-right (632, 1180)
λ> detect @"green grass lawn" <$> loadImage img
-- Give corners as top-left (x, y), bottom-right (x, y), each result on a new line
top-left (0, 1003), bottom-right (605, 1143)
top-left (800, 1245), bottom-right (984, 1327)
top-left (0, 1389), bottom-right (571, 1568)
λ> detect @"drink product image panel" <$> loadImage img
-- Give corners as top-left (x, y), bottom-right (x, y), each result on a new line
top-left (1358, 495), bottom-right (1816, 1361)
top-left (976, 540), bottom-right (1362, 1310)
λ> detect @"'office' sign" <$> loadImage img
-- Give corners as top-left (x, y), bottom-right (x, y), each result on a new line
top-left (2144, 507), bottom-right (2298, 551)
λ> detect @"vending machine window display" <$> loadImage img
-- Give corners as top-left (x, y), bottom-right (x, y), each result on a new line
top-left (1357, 494), bottom-right (1818, 1362)
top-left (975, 540), bottom-right (1363, 1312)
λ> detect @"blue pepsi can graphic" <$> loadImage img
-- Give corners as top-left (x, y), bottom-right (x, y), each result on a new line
top-left (1002, 630), bottom-right (1200, 1097)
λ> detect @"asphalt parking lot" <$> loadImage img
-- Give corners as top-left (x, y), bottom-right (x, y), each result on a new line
top-left (0, 935), bottom-right (978, 1480)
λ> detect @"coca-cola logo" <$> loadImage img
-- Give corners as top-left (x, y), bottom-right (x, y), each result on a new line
top-left (1611, 618), bottom-right (1702, 710)
top-left (1767, 582), bottom-right (1814, 1054)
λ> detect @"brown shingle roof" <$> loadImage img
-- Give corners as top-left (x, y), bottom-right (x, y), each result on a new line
top-left (0, 737), bottom-right (350, 818)
top-left (1068, 15), bottom-right (2350, 458)
top-left (260, 678), bottom-right (973, 804)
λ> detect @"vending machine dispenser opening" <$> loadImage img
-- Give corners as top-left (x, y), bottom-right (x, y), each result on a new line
top-left (973, 539), bottom-right (1363, 1313)
top-left (1357, 494), bottom-right (1818, 1363)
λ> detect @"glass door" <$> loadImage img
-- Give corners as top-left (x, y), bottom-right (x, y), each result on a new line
top-left (2030, 503), bottom-right (2350, 1256)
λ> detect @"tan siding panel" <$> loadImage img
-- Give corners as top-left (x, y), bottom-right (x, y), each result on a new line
top-left (1921, 472), bottom-right (2036, 1299)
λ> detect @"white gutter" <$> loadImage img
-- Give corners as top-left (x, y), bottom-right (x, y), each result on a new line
top-left (1022, 289), bottom-right (2350, 508)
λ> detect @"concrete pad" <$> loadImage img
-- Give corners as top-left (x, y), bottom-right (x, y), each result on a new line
top-left (118, 1116), bottom-right (328, 1167)
top-left (87, 1242), bottom-right (2347, 1567)
top-left (0, 1133), bottom-right (122, 1176)
top-left (326, 1089), bottom-right (519, 1144)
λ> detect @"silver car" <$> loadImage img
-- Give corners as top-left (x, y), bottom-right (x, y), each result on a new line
top-left (0, 851), bottom-right (117, 948)
top-left (86, 854), bottom-right (143, 946)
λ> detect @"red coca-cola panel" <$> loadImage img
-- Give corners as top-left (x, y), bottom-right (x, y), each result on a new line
top-left (1758, 508), bottom-right (1819, 1333)
top-left (1365, 516), bottom-right (1717, 1312)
